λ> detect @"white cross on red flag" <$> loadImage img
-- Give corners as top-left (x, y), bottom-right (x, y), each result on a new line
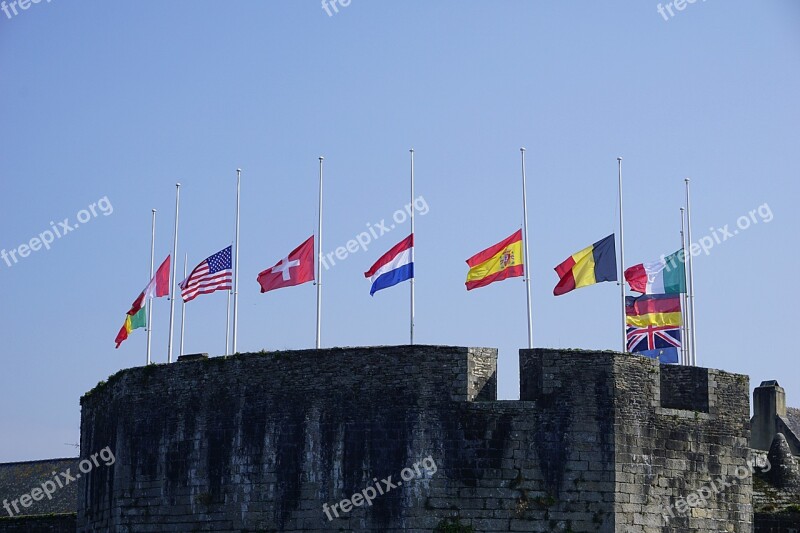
top-left (257, 236), bottom-right (315, 293)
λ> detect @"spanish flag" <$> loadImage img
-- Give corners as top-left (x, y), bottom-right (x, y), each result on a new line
top-left (465, 230), bottom-right (524, 291)
top-left (553, 234), bottom-right (617, 296)
top-left (625, 294), bottom-right (682, 328)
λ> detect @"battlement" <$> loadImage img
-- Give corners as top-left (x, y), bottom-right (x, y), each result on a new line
top-left (520, 348), bottom-right (749, 421)
top-left (77, 346), bottom-right (753, 532)
top-left (81, 345), bottom-right (498, 409)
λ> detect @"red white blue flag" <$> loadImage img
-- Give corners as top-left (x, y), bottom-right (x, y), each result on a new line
top-left (364, 234), bottom-right (414, 296)
top-left (626, 324), bottom-right (681, 364)
top-left (180, 246), bottom-right (233, 303)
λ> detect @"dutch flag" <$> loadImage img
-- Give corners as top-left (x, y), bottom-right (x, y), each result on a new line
top-left (364, 234), bottom-right (414, 296)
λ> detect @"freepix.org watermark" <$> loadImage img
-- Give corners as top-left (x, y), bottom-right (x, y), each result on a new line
top-left (1, 0), bottom-right (52, 21)
top-left (322, 455), bottom-right (438, 521)
top-left (1, 196), bottom-right (114, 269)
top-left (321, 0), bottom-right (352, 17)
top-left (2, 447), bottom-right (115, 517)
top-left (661, 202), bottom-right (773, 270)
top-left (657, 0), bottom-right (708, 22)
top-left (662, 454), bottom-right (770, 519)
top-left (319, 195), bottom-right (429, 271)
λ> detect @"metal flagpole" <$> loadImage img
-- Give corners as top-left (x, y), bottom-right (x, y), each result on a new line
top-left (232, 169), bottom-right (241, 354)
top-left (179, 254), bottom-right (187, 357)
top-left (685, 178), bottom-right (698, 366)
top-left (316, 157), bottom-right (324, 349)
top-left (617, 157), bottom-right (627, 353)
top-left (410, 149), bottom-right (415, 346)
top-left (167, 183), bottom-right (181, 363)
top-left (520, 148), bottom-right (533, 349)
top-left (225, 290), bottom-right (231, 356)
top-left (146, 209), bottom-right (156, 365)
top-left (680, 207), bottom-right (689, 366)
top-left (225, 242), bottom-right (232, 356)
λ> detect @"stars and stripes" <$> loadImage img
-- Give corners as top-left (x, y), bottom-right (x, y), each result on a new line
top-left (180, 246), bottom-right (233, 303)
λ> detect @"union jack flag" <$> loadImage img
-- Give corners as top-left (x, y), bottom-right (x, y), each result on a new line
top-left (626, 324), bottom-right (681, 364)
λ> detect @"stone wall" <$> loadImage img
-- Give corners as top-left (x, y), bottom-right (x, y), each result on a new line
top-left (77, 346), bottom-right (752, 532)
top-left (0, 514), bottom-right (76, 533)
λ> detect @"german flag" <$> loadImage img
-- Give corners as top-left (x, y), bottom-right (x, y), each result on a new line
top-left (625, 294), bottom-right (682, 328)
top-left (465, 230), bottom-right (524, 291)
top-left (553, 234), bottom-right (617, 296)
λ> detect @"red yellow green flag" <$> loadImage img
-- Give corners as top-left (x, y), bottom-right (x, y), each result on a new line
top-left (114, 307), bottom-right (146, 349)
top-left (115, 255), bottom-right (170, 349)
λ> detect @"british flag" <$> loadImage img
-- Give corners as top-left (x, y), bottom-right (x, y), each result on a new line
top-left (626, 324), bottom-right (681, 364)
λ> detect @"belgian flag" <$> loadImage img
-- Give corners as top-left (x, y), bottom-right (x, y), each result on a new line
top-left (553, 234), bottom-right (617, 296)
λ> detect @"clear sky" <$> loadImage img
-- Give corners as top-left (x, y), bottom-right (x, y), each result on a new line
top-left (1, 1), bottom-right (798, 462)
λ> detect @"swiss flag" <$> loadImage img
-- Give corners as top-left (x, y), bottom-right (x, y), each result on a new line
top-left (257, 236), bottom-right (316, 293)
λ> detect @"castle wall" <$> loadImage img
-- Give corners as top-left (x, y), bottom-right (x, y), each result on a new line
top-left (78, 346), bottom-right (752, 532)
top-left (0, 515), bottom-right (76, 533)
top-left (610, 353), bottom-right (752, 531)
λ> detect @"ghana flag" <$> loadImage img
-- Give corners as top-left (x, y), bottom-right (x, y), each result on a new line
top-left (553, 234), bottom-right (617, 296)
top-left (465, 230), bottom-right (524, 291)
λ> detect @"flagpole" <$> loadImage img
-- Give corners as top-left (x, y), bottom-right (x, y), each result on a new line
top-left (179, 254), bottom-right (187, 357)
top-left (146, 209), bottom-right (156, 365)
top-left (680, 207), bottom-right (689, 366)
top-left (225, 290), bottom-right (231, 356)
top-left (316, 157), bottom-right (324, 349)
top-left (226, 242), bottom-right (232, 355)
top-left (232, 169), bottom-right (241, 354)
top-left (520, 148), bottom-right (533, 349)
top-left (167, 183), bottom-right (181, 364)
top-left (685, 178), bottom-right (698, 366)
top-left (617, 157), bottom-right (627, 353)
top-left (409, 149), bottom-right (416, 346)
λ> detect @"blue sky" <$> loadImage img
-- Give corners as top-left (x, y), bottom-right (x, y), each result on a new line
top-left (1, 1), bottom-right (798, 462)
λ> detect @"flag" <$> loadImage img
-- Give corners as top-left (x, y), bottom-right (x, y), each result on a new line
top-left (180, 246), bottom-right (233, 303)
top-left (365, 234), bottom-right (414, 296)
top-left (116, 255), bottom-right (170, 349)
top-left (625, 293), bottom-right (683, 328)
top-left (257, 236), bottom-right (315, 293)
top-left (625, 249), bottom-right (686, 295)
top-left (553, 234), bottom-right (617, 296)
top-left (115, 307), bottom-right (146, 349)
top-left (626, 293), bottom-right (682, 364)
top-left (465, 230), bottom-right (524, 291)
top-left (626, 324), bottom-right (681, 364)
top-left (126, 255), bottom-right (171, 316)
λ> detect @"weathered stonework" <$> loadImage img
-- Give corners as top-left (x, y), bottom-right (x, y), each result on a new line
top-left (77, 346), bottom-right (752, 532)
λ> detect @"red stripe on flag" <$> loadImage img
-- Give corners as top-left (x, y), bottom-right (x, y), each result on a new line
top-left (553, 256), bottom-right (577, 296)
top-left (154, 256), bottom-right (171, 297)
top-left (626, 295), bottom-right (681, 316)
top-left (465, 230), bottom-right (522, 268)
top-left (624, 263), bottom-right (648, 293)
top-left (364, 234), bottom-right (414, 278)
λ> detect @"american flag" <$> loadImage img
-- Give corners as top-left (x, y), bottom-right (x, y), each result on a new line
top-left (626, 324), bottom-right (681, 364)
top-left (180, 246), bottom-right (232, 303)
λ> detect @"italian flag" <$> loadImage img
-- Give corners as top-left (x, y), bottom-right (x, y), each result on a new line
top-left (624, 250), bottom-right (686, 295)
top-left (115, 256), bottom-right (171, 349)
